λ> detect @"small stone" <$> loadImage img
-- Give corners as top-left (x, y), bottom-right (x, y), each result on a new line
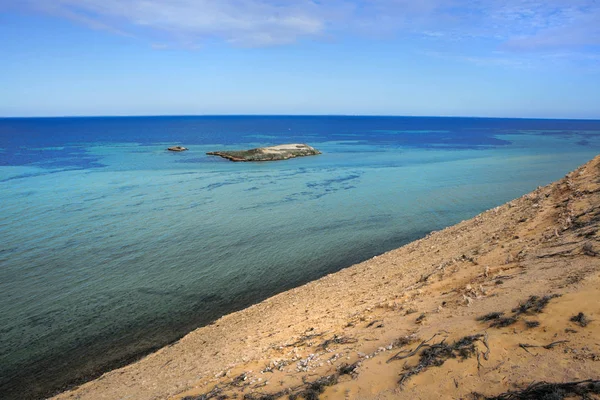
top-left (167, 146), bottom-right (188, 152)
top-left (463, 294), bottom-right (474, 306)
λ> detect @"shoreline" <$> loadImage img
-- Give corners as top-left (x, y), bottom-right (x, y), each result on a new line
top-left (52, 155), bottom-right (600, 399)
top-left (3, 232), bottom-right (433, 400)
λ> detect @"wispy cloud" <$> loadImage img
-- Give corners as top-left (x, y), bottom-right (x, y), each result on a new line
top-left (12, 0), bottom-right (600, 55)
top-left (421, 50), bottom-right (535, 69)
top-left (503, 10), bottom-right (600, 50)
top-left (18, 0), bottom-right (340, 46)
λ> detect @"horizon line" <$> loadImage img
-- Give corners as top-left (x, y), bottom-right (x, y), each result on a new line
top-left (2, 113), bottom-right (600, 121)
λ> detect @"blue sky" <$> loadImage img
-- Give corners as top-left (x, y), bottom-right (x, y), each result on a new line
top-left (1, 0), bottom-right (599, 118)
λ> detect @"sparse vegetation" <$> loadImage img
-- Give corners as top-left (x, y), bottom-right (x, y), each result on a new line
top-left (289, 375), bottom-right (338, 400)
top-left (473, 379), bottom-right (600, 399)
top-left (489, 317), bottom-right (518, 328)
top-left (512, 295), bottom-right (561, 315)
top-left (582, 242), bottom-right (597, 256)
top-left (244, 394), bottom-right (275, 400)
top-left (285, 331), bottom-right (324, 347)
top-left (397, 334), bottom-right (487, 386)
top-left (477, 312), bottom-right (504, 321)
top-left (524, 320), bottom-right (540, 328)
top-left (478, 294), bottom-right (561, 329)
top-left (182, 386), bottom-right (227, 400)
top-left (338, 362), bottom-right (360, 376)
top-left (570, 312), bottom-right (591, 327)
top-left (392, 335), bottom-right (418, 348)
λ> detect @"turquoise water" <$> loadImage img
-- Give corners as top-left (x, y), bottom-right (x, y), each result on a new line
top-left (1, 116), bottom-right (599, 399)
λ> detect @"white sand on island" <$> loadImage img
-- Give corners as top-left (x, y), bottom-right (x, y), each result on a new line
top-left (54, 155), bottom-right (600, 400)
top-left (261, 144), bottom-right (313, 152)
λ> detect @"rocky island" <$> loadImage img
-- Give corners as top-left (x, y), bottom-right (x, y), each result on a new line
top-left (207, 143), bottom-right (320, 162)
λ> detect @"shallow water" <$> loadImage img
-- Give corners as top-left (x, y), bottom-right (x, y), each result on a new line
top-left (1, 116), bottom-right (599, 399)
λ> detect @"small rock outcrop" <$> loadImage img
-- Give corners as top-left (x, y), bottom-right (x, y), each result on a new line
top-left (207, 144), bottom-right (321, 162)
top-left (167, 146), bottom-right (188, 152)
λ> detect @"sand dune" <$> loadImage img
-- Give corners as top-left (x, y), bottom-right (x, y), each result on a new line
top-left (54, 155), bottom-right (600, 400)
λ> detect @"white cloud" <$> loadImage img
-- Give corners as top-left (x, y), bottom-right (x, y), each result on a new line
top-left (13, 0), bottom-right (600, 52)
top-left (21, 0), bottom-right (338, 46)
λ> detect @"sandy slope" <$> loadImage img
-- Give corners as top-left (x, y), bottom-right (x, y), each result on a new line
top-left (54, 155), bottom-right (600, 400)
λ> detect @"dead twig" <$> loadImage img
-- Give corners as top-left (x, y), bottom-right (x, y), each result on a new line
top-left (366, 320), bottom-right (382, 328)
top-left (536, 249), bottom-right (576, 258)
top-left (319, 335), bottom-right (358, 349)
top-left (481, 332), bottom-right (491, 361)
top-left (285, 332), bottom-right (325, 347)
top-left (518, 340), bottom-right (569, 354)
top-left (518, 343), bottom-right (535, 355)
top-left (543, 340), bottom-right (569, 349)
top-left (387, 333), bottom-right (439, 363)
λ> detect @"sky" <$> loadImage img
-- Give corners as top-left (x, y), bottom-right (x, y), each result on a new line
top-left (1, 0), bottom-right (599, 118)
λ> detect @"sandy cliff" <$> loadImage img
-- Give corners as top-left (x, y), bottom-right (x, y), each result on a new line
top-left (54, 155), bottom-right (600, 400)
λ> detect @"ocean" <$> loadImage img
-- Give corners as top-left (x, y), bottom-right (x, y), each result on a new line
top-left (1, 116), bottom-right (599, 399)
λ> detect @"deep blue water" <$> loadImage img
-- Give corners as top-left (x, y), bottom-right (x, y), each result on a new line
top-left (1, 116), bottom-right (599, 399)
